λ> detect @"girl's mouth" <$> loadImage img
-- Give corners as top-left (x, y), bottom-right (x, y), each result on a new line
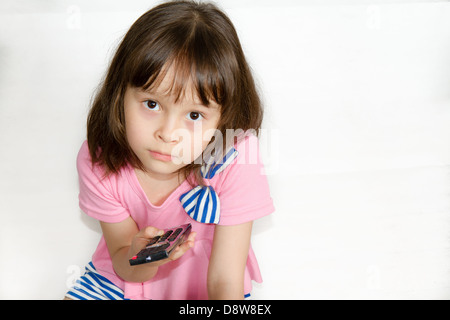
top-left (149, 150), bottom-right (173, 162)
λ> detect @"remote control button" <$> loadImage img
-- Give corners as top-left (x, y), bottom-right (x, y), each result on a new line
top-left (160, 230), bottom-right (173, 241)
top-left (147, 236), bottom-right (160, 246)
top-left (168, 228), bottom-right (182, 241)
top-left (144, 242), bottom-right (170, 254)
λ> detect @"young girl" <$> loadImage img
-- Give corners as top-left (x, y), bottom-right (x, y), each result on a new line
top-left (65, 0), bottom-right (274, 300)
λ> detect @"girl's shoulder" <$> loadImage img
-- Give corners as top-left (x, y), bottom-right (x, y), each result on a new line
top-left (233, 131), bottom-right (260, 160)
top-left (221, 131), bottom-right (265, 180)
top-left (76, 140), bottom-right (129, 186)
top-left (76, 140), bottom-right (131, 223)
top-left (77, 140), bottom-right (105, 180)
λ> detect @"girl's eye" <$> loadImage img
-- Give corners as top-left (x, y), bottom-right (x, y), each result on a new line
top-left (144, 100), bottom-right (160, 111)
top-left (186, 112), bottom-right (204, 121)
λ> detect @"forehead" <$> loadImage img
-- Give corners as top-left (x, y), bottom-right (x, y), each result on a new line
top-left (140, 57), bottom-right (221, 107)
top-left (149, 65), bottom-right (198, 101)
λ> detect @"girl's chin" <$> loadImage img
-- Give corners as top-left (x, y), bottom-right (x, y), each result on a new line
top-left (141, 159), bottom-right (187, 175)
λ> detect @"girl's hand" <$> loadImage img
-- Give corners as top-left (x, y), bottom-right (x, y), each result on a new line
top-left (161, 229), bottom-right (196, 263)
top-left (129, 226), bottom-right (164, 259)
top-left (130, 226), bottom-right (197, 266)
top-left (100, 218), bottom-right (196, 283)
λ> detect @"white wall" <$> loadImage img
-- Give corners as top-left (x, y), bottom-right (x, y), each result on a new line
top-left (0, 0), bottom-right (449, 299)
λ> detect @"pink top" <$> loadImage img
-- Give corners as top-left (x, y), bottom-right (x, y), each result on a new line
top-left (77, 133), bottom-right (275, 300)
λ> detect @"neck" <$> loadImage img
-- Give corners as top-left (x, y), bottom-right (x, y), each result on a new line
top-left (135, 168), bottom-right (185, 186)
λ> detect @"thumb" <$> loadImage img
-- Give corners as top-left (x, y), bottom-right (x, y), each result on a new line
top-left (138, 226), bottom-right (165, 239)
top-left (133, 226), bottom-right (164, 250)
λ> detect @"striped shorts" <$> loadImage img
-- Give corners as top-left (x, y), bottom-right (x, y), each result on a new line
top-left (66, 261), bottom-right (252, 300)
top-left (65, 262), bottom-right (128, 300)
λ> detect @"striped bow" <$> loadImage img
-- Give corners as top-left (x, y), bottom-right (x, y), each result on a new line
top-left (179, 147), bottom-right (239, 224)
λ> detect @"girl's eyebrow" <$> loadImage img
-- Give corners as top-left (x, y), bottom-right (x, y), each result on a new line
top-left (138, 87), bottom-right (159, 95)
top-left (137, 87), bottom-right (217, 109)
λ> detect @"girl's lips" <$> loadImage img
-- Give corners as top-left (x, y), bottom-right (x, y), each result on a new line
top-left (149, 150), bottom-right (173, 162)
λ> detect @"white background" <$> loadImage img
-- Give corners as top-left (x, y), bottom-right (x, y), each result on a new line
top-left (1, 0), bottom-right (450, 299)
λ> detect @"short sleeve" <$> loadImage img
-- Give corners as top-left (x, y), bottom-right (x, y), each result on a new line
top-left (76, 141), bottom-right (130, 223)
top-left (217, 134), bottom-right (275, 225)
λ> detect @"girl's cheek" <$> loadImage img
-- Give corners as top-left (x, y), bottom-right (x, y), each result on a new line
top-left (191, 137), bottom-right (205, 162)
top-left (190, 121), bottom-right (205, 148)
top-left (171, 136), bottom-right (201, 165)
top-left (173, 122), bottom-right (219, 165)
top-left (186, 120), bottom-right (203, 136)
top-left (180, 134), bottom-right (206, 164)
top-left (140, 107), bottom-right (159, 120)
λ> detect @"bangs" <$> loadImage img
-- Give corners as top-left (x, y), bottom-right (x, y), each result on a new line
top-left (126, 20), bottom-right (237, 107)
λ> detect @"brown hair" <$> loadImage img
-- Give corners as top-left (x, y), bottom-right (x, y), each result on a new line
top-left (87, 0), bottom-right (263, 185)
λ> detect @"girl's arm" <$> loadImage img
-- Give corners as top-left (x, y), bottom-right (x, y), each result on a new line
top-left (207, 221), bottom-right (253, 300)
top-left (100, 217), bottom-right (196, 283)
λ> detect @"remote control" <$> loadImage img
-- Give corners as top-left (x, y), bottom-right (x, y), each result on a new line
top-left (129, 223), bottom-right (192, 266)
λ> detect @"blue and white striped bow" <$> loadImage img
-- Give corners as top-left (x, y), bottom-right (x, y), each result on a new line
top-left (179, 147), bottom-right (239, 224)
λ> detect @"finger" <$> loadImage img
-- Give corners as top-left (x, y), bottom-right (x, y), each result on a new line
top-left (177, 231), bottom-right (196, 251)
top-left (168, 232), bottom-right (197, 261)
top-left (136, 226), bottom-right (164, 240)
top-left (186, 231), bottom-right (196, 243)
top-left (132, 226), bottom-right (164, 252)
top-left (182, 232), bottom-right (196, 249)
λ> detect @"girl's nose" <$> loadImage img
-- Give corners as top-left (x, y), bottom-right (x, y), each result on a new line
top-left (156, 115), bottom-right (180, 144)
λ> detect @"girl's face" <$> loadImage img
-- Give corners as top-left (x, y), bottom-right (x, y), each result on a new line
top-left (124, 67), bottom-right (221, 180)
